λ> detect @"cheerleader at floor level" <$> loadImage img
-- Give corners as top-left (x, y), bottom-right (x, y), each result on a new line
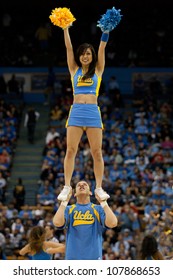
top-left (19, 226), bottom-right (65, 260)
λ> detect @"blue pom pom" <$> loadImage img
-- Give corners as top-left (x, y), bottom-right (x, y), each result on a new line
top-left (97, 7), bottom-right (122, 32)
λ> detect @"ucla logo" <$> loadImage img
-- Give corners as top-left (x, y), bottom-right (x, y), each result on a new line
top-left (73, 210), bottom-right (95, 226)
top-left (77, 76), bottom-right (94, 87)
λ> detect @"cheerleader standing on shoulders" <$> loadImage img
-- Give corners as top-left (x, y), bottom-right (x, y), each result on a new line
top-left (50, 7), bottom-right (122, 201)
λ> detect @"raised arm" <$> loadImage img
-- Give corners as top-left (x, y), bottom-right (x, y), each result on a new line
top-left (96, 33), bottom-right (109, 76)
top-left (95, 194), bottom-right (118, 228)
top-left (103, 202), bottom-right (118, 228)
top-left (63, 28), bottom-right (77, 75)
top-left (53, 188), bottom-right (72, 227)
top-left (53, 203), bottom-right (66, 227)
top-left (96, 7), bottom-right (122, 76)
top-left (49, 8), bottom-right (77, 75)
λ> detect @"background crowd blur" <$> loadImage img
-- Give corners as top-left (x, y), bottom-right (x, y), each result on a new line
top-left (0, 71), bottom-right (173, 260)
top-left (0, 0), bottom-right (173, 260)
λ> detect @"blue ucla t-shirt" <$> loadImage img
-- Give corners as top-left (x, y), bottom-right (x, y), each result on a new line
top-left (61, 203), bottom-right (107, 260)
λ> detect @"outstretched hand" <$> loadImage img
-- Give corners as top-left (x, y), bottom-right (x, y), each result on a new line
top-left (57, 186), bottom-right (73, 205)
top-left (95, 193), bottom-right (107, 204)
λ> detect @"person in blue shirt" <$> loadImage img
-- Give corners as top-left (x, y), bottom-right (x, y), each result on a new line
top-left (53, 180), bottom-right (118, 260)
top-left (19, 226), bottom-right (65, 260)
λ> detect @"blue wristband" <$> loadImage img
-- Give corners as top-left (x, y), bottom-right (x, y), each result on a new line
top-left (101, 33), bottom-right (109, 42)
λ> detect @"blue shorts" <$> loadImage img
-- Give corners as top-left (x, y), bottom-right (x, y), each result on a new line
top-left (66, 103), bottom-right (103, 129)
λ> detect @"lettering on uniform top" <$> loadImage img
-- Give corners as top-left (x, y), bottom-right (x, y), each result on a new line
top-left (77, 76), bottom-right (94, 87)
top-left (73, 210), bottom-right (95, 226)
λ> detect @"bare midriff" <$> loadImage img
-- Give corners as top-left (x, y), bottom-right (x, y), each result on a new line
top-left (73, 94), bottom-right (98, 104)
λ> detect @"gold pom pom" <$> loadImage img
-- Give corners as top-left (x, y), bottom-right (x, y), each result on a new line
top-left (49, 7), bottom-right (76, 29)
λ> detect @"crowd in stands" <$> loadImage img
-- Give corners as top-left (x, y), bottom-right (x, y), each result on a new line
top-left (0, 97), bottom-right (22, 201)
top-left (0, 72), bottom-right (173, 260)
top-left (0, 96), bottom-right (24, 259)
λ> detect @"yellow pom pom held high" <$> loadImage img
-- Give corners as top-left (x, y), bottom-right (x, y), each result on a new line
top-left (49, 7), bottom-right (76, 29)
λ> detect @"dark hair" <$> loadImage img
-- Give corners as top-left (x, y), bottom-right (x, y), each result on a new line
top-left (29, 226), bottom-right (46, 253)
top-left (17, 177), bottom-right (23, 185)
top-left (75, 43), bottom-right (97, 80)
top-left (140, 234), bottom-right (158, 259)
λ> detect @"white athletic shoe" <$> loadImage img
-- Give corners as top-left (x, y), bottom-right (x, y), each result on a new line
top-left (95, 188), bottom-right (110, 201)
top-left (57, 185), bottom-right (72, 201)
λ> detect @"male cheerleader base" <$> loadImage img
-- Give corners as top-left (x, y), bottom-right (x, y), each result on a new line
top-left (59, 203), bottom-right (107, 260)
